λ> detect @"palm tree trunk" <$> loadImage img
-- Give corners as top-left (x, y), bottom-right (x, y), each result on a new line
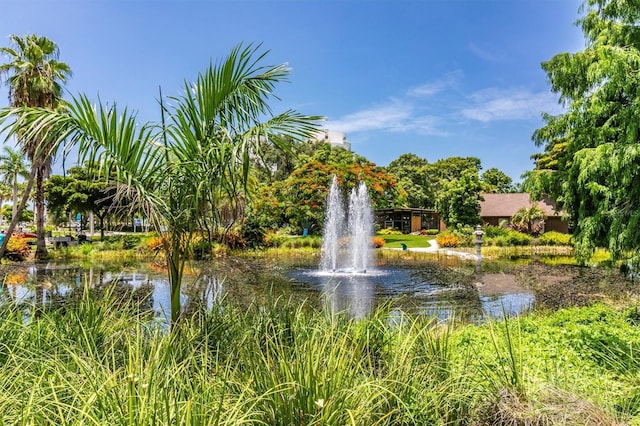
top-left (0, 167), bottom-right (36, 260)
top-left (11, 177), bottom-right (18, 220)
top-left (34, 166), bottom-right (48, 259)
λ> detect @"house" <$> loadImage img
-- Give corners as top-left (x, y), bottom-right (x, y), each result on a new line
top-left (479, 193), bottom-right (569, 233)
top-left (375, 208), bottom-right (441, 234)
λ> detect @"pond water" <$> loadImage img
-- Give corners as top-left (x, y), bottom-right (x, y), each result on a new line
top-left (0, 255), bottom-right (537, 322)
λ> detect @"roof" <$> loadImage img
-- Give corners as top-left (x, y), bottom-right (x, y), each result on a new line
top-left (479, 193), bottom-right (560, 218)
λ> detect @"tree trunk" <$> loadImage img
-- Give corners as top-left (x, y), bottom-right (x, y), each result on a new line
top-left (0, 167), bottom-right (36, 260)
top-left (34, 166), bottom-right (48, 259)
top-left (11, 177), bottom-right (18, 220)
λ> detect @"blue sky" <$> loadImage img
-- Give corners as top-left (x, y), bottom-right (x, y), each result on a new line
top-left (1, 0), bottom-right (585, 182)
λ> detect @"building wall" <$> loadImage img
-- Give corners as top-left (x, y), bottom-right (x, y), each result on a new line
top-left (314, 130), bottom-right (351, 151)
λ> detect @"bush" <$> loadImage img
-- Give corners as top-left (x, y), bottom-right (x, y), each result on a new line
top-left (281, 236), bottom-right (322, 249)
top-left (371, 236), bottom-right (385, 248)
top-left (538, 231), bottom-right (572, 246)
top-left (436, 232), bottom-right (461, 248)
top-left (488, 230), bottom-right (532, 247)
top-left (483, 225), bottom-right (510, 238)
top-left (5, 236), bottom-right (30, 261)
top-left (145, 236), bottom-right (164, 252)
top-left (378, 228), bottom-right (403, 235)
top-left (101, 235), bottom-right (142, 250)
top-left (263, 231), bottom-right (288, 248)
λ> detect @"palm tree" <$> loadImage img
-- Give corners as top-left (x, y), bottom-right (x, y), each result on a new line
top-left (511, 205), bottom-right (546, 235)
top-left (0, 34), bottom-right (71, 258)
top-left (1, 44), bottom-right (321, 325)
top-left (0, 146), bottom-right (30, 220)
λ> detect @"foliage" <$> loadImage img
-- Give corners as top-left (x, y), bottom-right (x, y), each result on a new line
top-left (387, 153), bottom-right (433, 208)
top-left (0, 289), bottom-right (637, 424)
top-left (371, 236), bottom-right (385, 248)
top-left (510, 205), bottom-right (546, 236)
top-left (280, 236), bottom-right (323, 249)
top-left (489, 230), bottom-right (533, 247)
top-left (45, 165), bottom-right (115, 237)
top-left (101, 235), bottom-right (142, 250)
top-left (0, 34), bottom-right (72, 260)
top-left (0, 43), bottom-right (321, 325)
top-left (0, 146), bottom-right (29, 219)
top-left (530, 0), bottom-right (640, 265)
top-left (481, 167), bottom-right (516, 193)
top-left (436, 169), bottom-right (483, 227)
top-left (539, 231), bottom-right (572, 246)
top-left (482, 225), bottom-right (510, 238)
top-left (436, 231), bottom-right (462, 248)
top-left (4, 236), bottom-right (30, 260)
top-left (255, 143), bottom-right (404, 233)
top-left (378, 228), bottom-right (404, 235)
top-left (1, 204), bottom-right (33, 222)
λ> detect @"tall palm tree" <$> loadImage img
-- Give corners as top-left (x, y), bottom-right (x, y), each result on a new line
top-left (1, 44), bottom-right (321, 325)
top-left (0, 34), bottom-right (71, 258)
top-left (0, 146), bottom-right (30, 220)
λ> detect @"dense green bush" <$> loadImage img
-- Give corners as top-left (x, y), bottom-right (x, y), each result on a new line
top-left (483, 225), bottom-right (510, 238)
top-left (490, 230), bottom-right (532, 247)
top-left (539, 231), bottom-right (572, 246)
top-left (280, 236), bottom-right (322, 249)
top-left (101, 235), bottom-right (142, 250)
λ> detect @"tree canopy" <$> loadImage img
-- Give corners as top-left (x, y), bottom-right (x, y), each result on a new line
top-left (530, 0), bottom-right (640, 264)
top-left (256, 143), bottom-right (404, 233)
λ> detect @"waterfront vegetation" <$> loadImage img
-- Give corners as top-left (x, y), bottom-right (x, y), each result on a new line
top-left (0, 284), bottom-right (635, 425)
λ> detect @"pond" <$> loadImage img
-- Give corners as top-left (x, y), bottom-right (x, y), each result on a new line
top-left (0, 254), bottom-right (544, 323)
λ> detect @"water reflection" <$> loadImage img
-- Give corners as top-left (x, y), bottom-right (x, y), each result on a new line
top-left (0, 258), bottom-right (535, 322)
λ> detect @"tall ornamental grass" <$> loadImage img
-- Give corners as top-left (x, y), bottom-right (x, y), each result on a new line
top-left (0, 285), bottom-right (633, 425)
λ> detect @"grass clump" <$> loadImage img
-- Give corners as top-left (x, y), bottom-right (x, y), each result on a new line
top-left (0, 290), bottom-right (636, 425)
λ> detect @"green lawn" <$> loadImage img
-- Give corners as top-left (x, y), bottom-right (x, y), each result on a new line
top-left (379, 233), bottom-right (433, 249)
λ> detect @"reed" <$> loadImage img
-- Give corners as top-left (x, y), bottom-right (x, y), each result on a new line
top-left (0, 289), bottom-right (632, 425)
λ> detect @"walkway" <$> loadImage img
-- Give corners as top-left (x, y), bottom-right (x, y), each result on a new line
top-left (388, 239), bottom-right (479, 260)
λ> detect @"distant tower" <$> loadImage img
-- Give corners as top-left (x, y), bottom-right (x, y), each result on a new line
top-left (314, 130), bottom-right (351, 151)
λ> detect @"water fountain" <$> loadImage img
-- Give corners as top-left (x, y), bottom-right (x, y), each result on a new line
top-left (319, 176), bottom-right (374, 274)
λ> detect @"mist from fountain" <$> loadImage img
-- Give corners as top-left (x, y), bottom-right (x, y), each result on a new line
top-left (319, 176), bottom-right (374, 274)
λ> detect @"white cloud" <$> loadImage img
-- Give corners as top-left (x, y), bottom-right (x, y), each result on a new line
top-left (461, 88), bottom-right (562, 122)
top-left (468, 42), bottom-right (506, 63)
top-left (327, 99), bottom-right (443, 136)
top-left (407, 70), bottom-right (463, 97)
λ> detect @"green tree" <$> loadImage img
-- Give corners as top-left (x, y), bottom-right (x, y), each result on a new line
top-left (1, 204), bottom-right (32, 222)
top-left (531, 0), bottom-right (640, 264)
top-left (1, 44), bottom-right (320, 325)
top-left (45, 165), bottom-right (115, 237)
top-left (481, 167), bottom-right (515, 193)
top-left (436, 170), bottom-right (483, 228)
top-left (257, 143), bottom-right (404, 233)
top-left (387, 153), bottom-right (433, 208)
top-left (0, 34), bottom-right (71, 259)
top-left (0, 146), bottom-right (29, 219)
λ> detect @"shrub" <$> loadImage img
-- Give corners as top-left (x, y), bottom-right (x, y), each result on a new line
top-left (263, 231), bottom-right (288, 248)
top-left (538, 231), bottom-right (572, 246)
top-left (145, 236), bottom-right (164, 252)
top-left (378, 228), bottom-right (403, 235)
top-left (371, 236), bottom-right (385, 248)
top-left (5, 236), bottom-right (30, 261)
top-left (483, 225), bottom-right (510, 238)
top-left (436, 232), bottom-right (461, 248)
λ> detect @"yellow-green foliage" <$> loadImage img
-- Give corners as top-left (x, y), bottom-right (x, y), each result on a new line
top-left (539, 231), bottom-right (572, 246)
top-left (5, 236), bottom-right (30, 261)
top-left (378, 228), bottom-right (403, 235)
top-left (436, 232), bottom-right (461, 248)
